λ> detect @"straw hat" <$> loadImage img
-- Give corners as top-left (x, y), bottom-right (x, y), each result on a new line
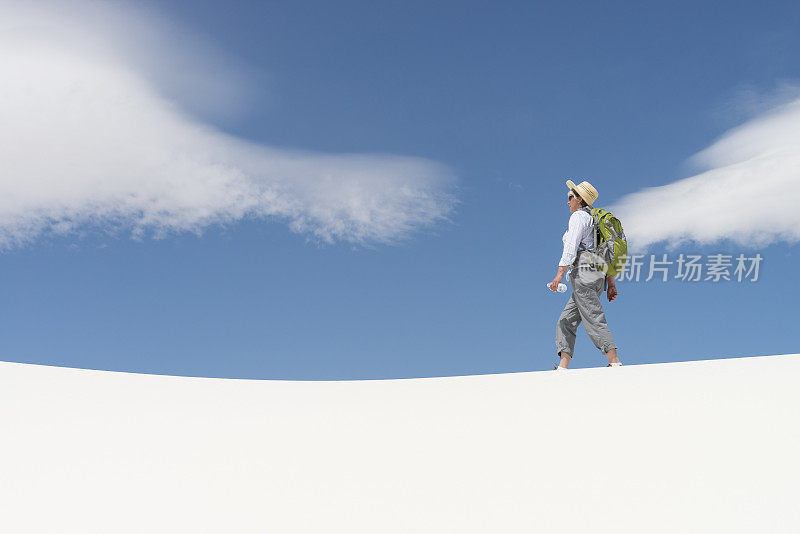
top-left (566, 179), bottom-right (598, 206)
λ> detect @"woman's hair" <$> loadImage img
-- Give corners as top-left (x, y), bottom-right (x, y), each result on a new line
top-left (571, 189), bottom-right (588, 207)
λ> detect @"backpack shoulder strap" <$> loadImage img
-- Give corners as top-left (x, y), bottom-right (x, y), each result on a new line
top-left (581, 206), bottom-right (597, 249)
top-left (575, 206), bottom-right (597, 253)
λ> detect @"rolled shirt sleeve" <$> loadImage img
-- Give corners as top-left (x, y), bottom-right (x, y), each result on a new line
top-left (559, 211), bottom-right (592, 267)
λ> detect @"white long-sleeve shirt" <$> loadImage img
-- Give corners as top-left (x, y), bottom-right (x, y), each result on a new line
top-left (559, 209), bottom-right (595, 267)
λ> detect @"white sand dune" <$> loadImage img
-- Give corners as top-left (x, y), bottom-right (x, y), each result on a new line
top-left (1, 354), bottom-right (798, 533)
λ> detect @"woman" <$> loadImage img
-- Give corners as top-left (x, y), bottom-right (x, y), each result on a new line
top-left (549, 179), bottom-right (621, 370)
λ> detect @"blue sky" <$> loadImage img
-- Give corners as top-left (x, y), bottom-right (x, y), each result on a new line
top-left (0, 0), bottom-right (798, 378)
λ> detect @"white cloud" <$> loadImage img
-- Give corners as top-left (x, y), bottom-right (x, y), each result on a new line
top-left (0, 1), bottom-right (457, 249)
top-left (609, 97), bottom-right (800, 253)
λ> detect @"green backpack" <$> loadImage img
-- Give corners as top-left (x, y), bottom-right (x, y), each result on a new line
top-left (579, 206), bottom-right (628, 277)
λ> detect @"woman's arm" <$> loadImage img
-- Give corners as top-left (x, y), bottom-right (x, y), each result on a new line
top-left (557, 212), bottom-right (589, 268)
top-left (550, 212), bottom-right (590, 291)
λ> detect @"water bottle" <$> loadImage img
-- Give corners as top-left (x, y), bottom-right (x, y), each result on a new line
top-left (546, 283), bottom-right (567, 293)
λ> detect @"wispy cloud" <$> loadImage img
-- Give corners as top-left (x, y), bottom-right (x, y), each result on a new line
top-left (609, 96), bottom-right (800, 253)
top-left (0, 1), bottom-right (457, 249)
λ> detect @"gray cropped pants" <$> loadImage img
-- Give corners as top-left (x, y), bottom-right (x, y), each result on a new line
top-left (556, 266), bottom-right (617, 358)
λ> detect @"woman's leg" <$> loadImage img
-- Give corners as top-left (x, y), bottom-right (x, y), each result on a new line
top-left (555, 291), bottom-right (581, 368)
top-left (571, 269), bottom-right (618, 360)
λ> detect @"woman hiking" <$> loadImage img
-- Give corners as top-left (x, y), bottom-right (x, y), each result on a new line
top-left (548, 179), bottom-right (621, 370)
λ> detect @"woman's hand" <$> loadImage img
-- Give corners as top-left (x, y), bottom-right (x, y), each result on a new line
top-left (606, 278), bottom-right (618, 302)
top-left (549, 275), bottom-right (564, 292)
top-left (550, 266), bottom-right (569, 291)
